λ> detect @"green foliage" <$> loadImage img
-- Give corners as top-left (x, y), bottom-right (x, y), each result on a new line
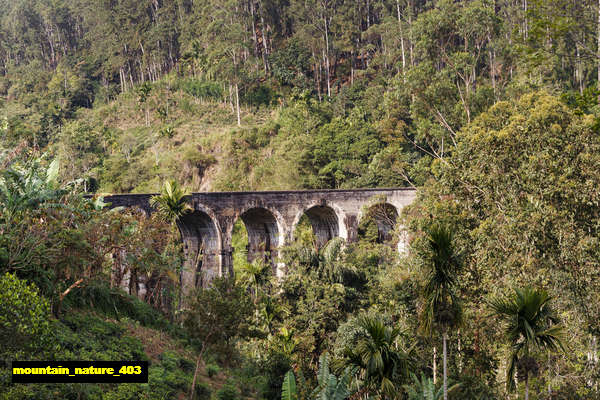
top-left (269, 38), bottom-right (312, 88)
top-left (184, 277), bottom-right (256, 356)
top-left (281, 370), bottom-right (297, 400)
top-left (63, 281), bottom-right (169, 329)
top-left (206, 363), bottom-right (221, 378)
top-left (251, 351), bottom-right (293, 400)
top-left (403, 373), bottom-right (460, 400)
top-left (216, 382), bottom-right (240, 400)
top-left (244, 84), bottom-right (279, 108)
top-left (150, 180), bottom-right (191, 224)
top-left (0, 155), bottom-right (66, 221)
top-left (342, 315), bottom-right (413, 398)
top-left (418, 223), bottom-right (463, 335)
top-left (0, 307), bottom-right (200, 399)
top-left (489, 287), bottom-right (565, 392)
top-left (195, 382), bottom-right (212, 400)
top-left (176, 79), bottom-right (224, 101)
top-left (4, 0), bottom-right (600, 398)
top-left (405, 91), bottom-right (600, 396)
top-left (0, 272), bottom-right (53, 358)
top-left (312, 354), bottom-right (354, 400)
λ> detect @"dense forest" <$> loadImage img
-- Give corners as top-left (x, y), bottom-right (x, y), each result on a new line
top-left (2, 0), bottom-right (600, 399)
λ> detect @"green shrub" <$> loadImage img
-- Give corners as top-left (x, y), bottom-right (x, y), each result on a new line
top-left (178, 356), bottom-right (195, 373)
top-left (243, 84), bottom-right (278, 108)
top-left (0, 273), bottom-right (53, 358)
top-left (206, 363), bottom-right (220, 378)
top-left (195, 382), bottom-right (211, 400)
top-left (177, 79), bottom-right (223, 101)
top-left (215, 382), bottom-right (239, 400)
top-left (64, 281), bottom-right (169, 329)
top-left (103, 383), bottom-right (150, 400)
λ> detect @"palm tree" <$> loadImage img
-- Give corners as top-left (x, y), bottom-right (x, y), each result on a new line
top-left (318, 237), bottom-right (357, 283)
top-left (489, 287), bottom-right (565, 400)
top-left (238, 258), bottom-right (271, 303)
top-left (418, 223), bottom-right (462, 400)
top-left (149, 180), bottom-right (191, 227)
top-left (344, 315), bottom-right (413, 398)
top-left (150, 180), bottom-right (191, 310)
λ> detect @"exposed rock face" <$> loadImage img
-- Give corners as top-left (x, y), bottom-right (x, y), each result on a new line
top-left (104, 188), bottom-right (416, 292)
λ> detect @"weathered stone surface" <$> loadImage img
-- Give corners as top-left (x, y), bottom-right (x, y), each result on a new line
top-left (103, 188), bottom-right (416, 292)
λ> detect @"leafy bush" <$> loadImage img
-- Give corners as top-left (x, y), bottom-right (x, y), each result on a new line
top-left (206, 363), bottom-right (220, 377)
top-left (0, 272), bottom-right (53, 358)
top-left (177, 79), bottom-right (223, 101)
top-left (244, 84), bottom-right (279, 108)
top-left (195, 382), bottom-right (211, 400)
top-left (216, 382), bottom-right (239, 400)
top-left (64, 281), bottom-right (169, 329)
top-left (269, 38), bottom-right (311, 87)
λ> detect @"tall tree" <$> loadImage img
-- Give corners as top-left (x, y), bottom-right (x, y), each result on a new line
top-left (183, 277), bottom-right (255, 400)
top-left (418, 223), bottom-right (462, 400)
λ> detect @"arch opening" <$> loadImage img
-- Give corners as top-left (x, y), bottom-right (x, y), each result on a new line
top-left (359, 203), bottom-right (399, 244)
top-left (302, 205), bottom-right (340, 248)
top-left (235, 207), bottom-right (280, 274)
top-left (178, 210), bottom-right (220, 288)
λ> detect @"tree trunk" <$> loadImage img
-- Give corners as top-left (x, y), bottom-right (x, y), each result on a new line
top-left (235, 83), bottom-right (241, 127)
top-left (351, 50), bottom-right (354, 85)
top-left (433, 345), bottom-right (437, 384)
top-left (488, 33), bottom-right (495, 97)
top-left (260, 11), bottom-right (269, 72)
top-left (525, 373), bottom-right (529, 400)
top-left (323, 15), bottom-right (331, 97)
top-left (457, 329), bottom-right (462, 373)
top-left (443, 332), bottom-right (448, 400)
top-left (250, 0), bottom-right (258, 56)
top-left (396, 0), bottom-right (406, 83)
top-left (190, 354), bottom-right (203, 400)
top-left (597, 0), bottom-right (600, 103)
top-left (408, 0), bottom-right (414, 66)
top-left (523, 0), bottom-right (528, 39)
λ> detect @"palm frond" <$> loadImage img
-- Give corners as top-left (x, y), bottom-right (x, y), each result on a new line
top-left (149, 180), bottom-right (191, 224)
top-left (490, 286), bottom-right (565, 392)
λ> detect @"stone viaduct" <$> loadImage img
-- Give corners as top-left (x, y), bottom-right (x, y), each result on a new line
top-left (103, 188), bottom-right (416, 292)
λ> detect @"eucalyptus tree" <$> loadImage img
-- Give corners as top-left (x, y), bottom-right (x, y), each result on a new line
top-left (489, 287), bottom-right (565, 400)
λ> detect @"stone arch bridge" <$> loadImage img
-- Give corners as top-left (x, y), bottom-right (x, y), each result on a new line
top-left (104, 188), bottom-right (416, 292)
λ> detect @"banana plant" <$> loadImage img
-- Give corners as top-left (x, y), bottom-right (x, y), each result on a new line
top-left (0, 157), bottom-right (66, 222)
top-left (403, 373), bottom-right (460, 400)
top-left (282, 370), bottom-right (298, 400)
top-left (312, 354), bottom-right (355, 400)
